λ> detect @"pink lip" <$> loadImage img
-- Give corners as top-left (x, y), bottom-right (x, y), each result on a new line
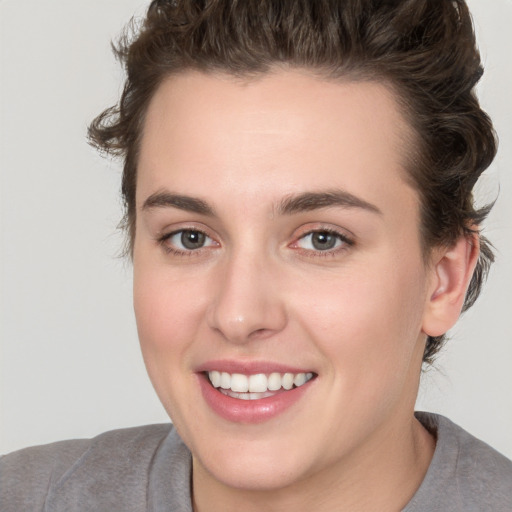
top-left (195, 359), bottom-right (312, 375)
top-left (196, 366), bottom-right (316, 424)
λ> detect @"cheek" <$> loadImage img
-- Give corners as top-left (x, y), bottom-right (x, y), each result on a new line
top-left (132, 261), bottom-right (208, 417)
top-left (132, 263), bottom-right (210, 392)
top-left (291, 256), bottom-right (428, 370)
top-left (134, 259), bottom-right (206, 340)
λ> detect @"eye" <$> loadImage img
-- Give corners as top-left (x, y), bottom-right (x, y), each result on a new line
top-left (162, 229), bottom-right (217, 252)
top-left (295, 230), bottom-right (352, 252)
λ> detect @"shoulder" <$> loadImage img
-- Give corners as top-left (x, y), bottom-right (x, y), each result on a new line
top-left (0, 424), bottom-right (174, 512)
top-left (406, 412), bottom-right (512, 512)
top-left (445, 416), bottom-right (512, 507)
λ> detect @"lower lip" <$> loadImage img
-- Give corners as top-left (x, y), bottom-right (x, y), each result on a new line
top-left (198, 374), bottom-right (314, 424)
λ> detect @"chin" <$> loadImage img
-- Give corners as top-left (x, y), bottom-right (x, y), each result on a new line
top-left (194, 446), bottom-right (314, 492)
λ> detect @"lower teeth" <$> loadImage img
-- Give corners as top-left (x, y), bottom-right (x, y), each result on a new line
top-left (219, 389), bottom-right (280, 400)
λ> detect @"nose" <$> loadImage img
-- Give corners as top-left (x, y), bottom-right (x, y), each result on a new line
top-left (206, 251), bottom-right (287, 344)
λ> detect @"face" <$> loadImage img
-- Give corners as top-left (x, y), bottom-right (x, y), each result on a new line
top-left (133, 70), bottom-right (434, 491)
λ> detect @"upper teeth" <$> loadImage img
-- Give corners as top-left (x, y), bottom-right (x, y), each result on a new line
top-left (208, 371), bottom-right (314, 393)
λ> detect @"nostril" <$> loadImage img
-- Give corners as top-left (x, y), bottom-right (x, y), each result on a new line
top-left (248, 328), bottom-right (274, 340)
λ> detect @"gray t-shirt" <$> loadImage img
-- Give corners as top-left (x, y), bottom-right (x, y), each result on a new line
top-left (1, 412), bottom-right (511, 511)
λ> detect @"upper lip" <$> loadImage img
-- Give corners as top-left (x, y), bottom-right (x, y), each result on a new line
top-left (195, 359), bottom-right (315, 375)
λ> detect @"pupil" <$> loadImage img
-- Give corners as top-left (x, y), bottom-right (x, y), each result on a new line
top-left (312, 232), bottom-right (336, 250)
top-left (181, 230), bottom-right (205, 249)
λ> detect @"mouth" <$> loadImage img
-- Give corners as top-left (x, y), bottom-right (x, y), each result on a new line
top-left (197, 361), bottom-right (318, 423)
top-left (206, 371), bottom-right (315, 400)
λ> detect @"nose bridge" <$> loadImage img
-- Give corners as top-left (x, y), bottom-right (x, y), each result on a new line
top-left (207, 243), bottom-right (286, 343)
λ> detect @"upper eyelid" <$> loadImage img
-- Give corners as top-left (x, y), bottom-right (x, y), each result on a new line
top-left (294, 230), bottom-right (353, 246)
top-left (156, 227), bottom-right (216, 250)
top-left (292, 224), bottom-right (355, 242)
top-left (157, 224), bottom-right (215, 241)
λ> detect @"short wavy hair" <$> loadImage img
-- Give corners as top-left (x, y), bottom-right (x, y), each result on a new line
top-left (89, 0), bottom-right (497, 364)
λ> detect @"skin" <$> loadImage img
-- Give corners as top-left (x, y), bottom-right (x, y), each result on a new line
top-left (133, 70), bottom-right (477, 511)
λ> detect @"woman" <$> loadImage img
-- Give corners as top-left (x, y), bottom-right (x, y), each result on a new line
top-left (2, 1), bottom-right (511, 510)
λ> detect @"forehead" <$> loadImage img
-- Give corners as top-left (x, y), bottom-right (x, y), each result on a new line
top-left (137, 69), bottom-right (417, 216)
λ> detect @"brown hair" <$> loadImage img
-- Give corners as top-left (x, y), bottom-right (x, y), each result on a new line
top-left (88, 0), bottom-right (497, 364)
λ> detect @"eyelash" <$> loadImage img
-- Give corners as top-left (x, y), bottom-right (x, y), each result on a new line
top-left (157, 227), bottom-right (354, 258)
top-left (291, 228), bottom-right (354, 258)
top-left (157, 228), bottom-right (217, 256)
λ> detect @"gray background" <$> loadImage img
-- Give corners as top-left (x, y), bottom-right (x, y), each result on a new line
top-left (1, 0), bottom-right (511, 457)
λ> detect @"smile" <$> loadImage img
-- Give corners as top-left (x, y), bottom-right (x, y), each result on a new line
top-left (198, 366), bottom-right (317, 423)
top-left (207, 371), bottom-right (315, 400)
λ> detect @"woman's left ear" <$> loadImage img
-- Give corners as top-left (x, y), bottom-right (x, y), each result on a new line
top-left (422, 234), bottom-right (480, 337)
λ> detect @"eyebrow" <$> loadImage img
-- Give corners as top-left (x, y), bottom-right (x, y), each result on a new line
top-left (278, 190), bottom-right (382, 216)
top-left (141, 188), bottom-right (382, 217)
top-left (142, 191), bottom-right (215, 216)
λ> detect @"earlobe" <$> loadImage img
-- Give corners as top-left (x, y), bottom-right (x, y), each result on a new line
top-left (422, 234), bottom-right (480, 337)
